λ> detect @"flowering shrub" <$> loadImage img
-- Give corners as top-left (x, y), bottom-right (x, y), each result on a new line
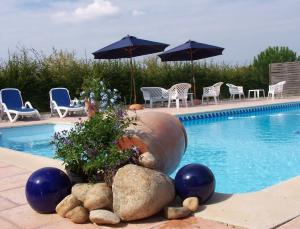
top-left (53, 107), bottom-right (139, 185)
top-left (80, 79), bottom-right (120, 111)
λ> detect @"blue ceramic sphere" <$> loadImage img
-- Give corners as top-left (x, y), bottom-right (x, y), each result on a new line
top-left (25, 167), bottom-right (71, 213)
top-left (175, 163), bottom-right (215, 203)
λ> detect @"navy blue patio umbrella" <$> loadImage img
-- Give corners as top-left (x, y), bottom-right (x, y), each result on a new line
top-left (92, 35), bottom-right (169, 104)
top-left (158, 40), bottom-right (224, 98)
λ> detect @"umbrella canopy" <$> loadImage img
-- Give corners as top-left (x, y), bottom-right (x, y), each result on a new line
top-left (158, 40), bottom-right (224, 61)
top-left (158, 40), bottom-right (224, 97)
top-left (93, 35), bottom-right (169, 104)
top-left (93, 35), bottom-right (169, 59)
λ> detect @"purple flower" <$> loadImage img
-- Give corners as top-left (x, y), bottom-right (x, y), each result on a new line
top-left (117, 109), bottom-right (125, 118)
top-left (84, 145), bottom-right (98, 159)
top-left (63, 138), bottom-right (72, 145)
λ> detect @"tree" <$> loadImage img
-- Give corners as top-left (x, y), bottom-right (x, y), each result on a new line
top-left (253, 46), bottom-right (299, 85)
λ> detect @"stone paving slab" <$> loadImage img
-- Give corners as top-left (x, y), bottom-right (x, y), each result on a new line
top-left (0, 173), bottom-right (30, 192)
top-left (0, 216), bottom-right (20, 229)
top-left (151, 217), bottom-right (234, 229)
top-left (0, 166), bottom-right (29, 179)
top-left (0, 148), bottom-right (65, 172)
top-left (0, 161), bottom-right (11, 168)
top-left (0, 196), bottom-right (17, 211)
top-left (196, 177), bottom-right (300, 229)
top-left (278, 216), bottom-right (300, 228)
top-left (0, 187), bottom-right (27, 205)
top-left (38, 216), bottom-right (233, 229)
top-left (0, 205), bottom-right (64, 229)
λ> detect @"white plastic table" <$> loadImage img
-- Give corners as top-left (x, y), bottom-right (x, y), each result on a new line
top-left (248, 89), bottom-right (265, 99)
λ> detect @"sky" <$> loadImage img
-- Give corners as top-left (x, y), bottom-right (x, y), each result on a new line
top-left (0, 0), bottom-right (300, 65)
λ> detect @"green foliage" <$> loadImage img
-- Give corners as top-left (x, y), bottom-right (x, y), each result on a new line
top-left (1, 46), bottom-right (299, 111)
top-left (53, 108), bottom-right (138, 184)
top-left (253, 46), bottom-right (299, 85)
top-left (0, 48), bottom-right (88, 111)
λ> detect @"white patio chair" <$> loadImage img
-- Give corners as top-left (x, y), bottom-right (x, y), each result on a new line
top-left (50, 88), bottom-right (85, 118)
top-left (226, 83), bottom-right (245, 100)
top-left (168, 83), bottom-right (191, 108)
top-left (268, 81), bottom-right (286, 99)
top-left (140, 87), bottom-right (169, 108)
top-left (202, 82), bottom-right (223, 104)
top-left (0, 88), bottom-right (41, 123)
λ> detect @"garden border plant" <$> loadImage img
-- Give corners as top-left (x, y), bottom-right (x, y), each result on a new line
top-left (1, 46), bottom-right (299, 111)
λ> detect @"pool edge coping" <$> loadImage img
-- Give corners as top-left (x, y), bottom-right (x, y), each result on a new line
top-left (176, 100), bottom-right (300, 121)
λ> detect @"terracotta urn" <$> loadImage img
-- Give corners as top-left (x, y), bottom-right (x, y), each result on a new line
top-left (128, 104), bottom-right (144, 110)
top-left (118, 112), bottom-right (187, 175)
top-left (84, 100), bottom-right (96, 118)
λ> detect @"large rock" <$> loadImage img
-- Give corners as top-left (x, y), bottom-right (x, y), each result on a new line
top-left (89, 209), bottom-right (120, 225)
top-left (65, 206), bottom-right (89, 224)
top-left (56, 194), bottom-right (81, 217)
top-left (112, 164), bottom-right (175, 221)
top-left (84, 183), bottom-right (113, 210)
top-left (72, 183), bottom-right (94, 202)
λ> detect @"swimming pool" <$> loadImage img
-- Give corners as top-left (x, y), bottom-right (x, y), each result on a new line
top-left (0, 124), bottom-right (72, 157)
top-left (1, 103), bottom-right (300, 194)
top-left (171, 103), bottom-right (300, 194)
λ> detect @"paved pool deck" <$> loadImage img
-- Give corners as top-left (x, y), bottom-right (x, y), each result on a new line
top-left (0, 160), bottom-right (233, 229)
top-left (1, 97), bottom-right (300, 228)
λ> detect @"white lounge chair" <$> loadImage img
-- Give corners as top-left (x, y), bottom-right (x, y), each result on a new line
top-left (268, 81), bottom-right (286, 99)
top-left (50, 88), bottom-right (85, 118)
top-left (202, 82), bottom-right (223, 104)
top-left (168, 83), bottom-right (191, 108)
top-left (140, 87), bottom-right (169, 108)
top-left (0, 88), bottom-right (40, 123)
top-left (226, 83), bottom-right (245, 100)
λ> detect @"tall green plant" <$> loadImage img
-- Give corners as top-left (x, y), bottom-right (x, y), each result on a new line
top-left (2, 46), bottom-right (293, 111)
top-left (253, 46), bottom-right (299, 85)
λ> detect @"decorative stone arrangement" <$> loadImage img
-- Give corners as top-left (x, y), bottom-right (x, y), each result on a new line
top-left (25, 112), bottom-right (214, 226)
top-left (55, 163), bottom-right (200, 225)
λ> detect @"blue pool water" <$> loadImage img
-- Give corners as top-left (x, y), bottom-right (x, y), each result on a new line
top-left (1, 105), bottom-right (300, 194)
top-left (0, 124), bottom-right (72, 157)
top-left (171, 107), bottom-right (300, 194)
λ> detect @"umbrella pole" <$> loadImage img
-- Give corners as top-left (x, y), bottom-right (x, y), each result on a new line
top-left (191, 60), bottom-right (196, 99)
top-left (129, 55), bottom-right (137, 104)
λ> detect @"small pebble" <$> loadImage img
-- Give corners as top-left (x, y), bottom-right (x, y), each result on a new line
top-left (182, 197), bottom-right (199, 212)
top-left (164, 206), bottom-right (191, 220)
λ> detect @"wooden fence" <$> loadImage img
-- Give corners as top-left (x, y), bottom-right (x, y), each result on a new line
top-left (269, 61), bottom-right (300, 96)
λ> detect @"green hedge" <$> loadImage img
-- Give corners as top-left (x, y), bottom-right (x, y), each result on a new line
top-left (0, 48), bottom-right (269, 112)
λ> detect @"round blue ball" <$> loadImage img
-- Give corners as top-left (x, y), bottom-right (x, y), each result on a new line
top-left (175, 163), bottom-right (215, 203)
top-left (25, 167), bottom-right (71, 213)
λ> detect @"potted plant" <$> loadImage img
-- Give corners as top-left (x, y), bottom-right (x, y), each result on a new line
top-left (53, 88), bottom-right (139, 185)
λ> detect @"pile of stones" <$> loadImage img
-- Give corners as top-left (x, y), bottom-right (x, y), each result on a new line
top-left (55, 163), bottom-right (199, 226)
